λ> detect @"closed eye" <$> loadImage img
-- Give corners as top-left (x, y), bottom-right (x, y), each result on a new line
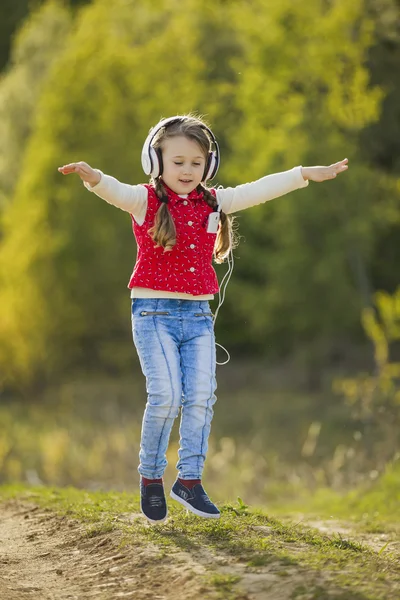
top-left (174, 162), bottom-right (201, 166)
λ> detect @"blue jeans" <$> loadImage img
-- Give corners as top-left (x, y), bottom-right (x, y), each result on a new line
top-left (131, 298), bottom-right (217, 479)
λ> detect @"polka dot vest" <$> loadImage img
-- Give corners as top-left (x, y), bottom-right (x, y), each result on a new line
top-left (127, 183), bottom-right (220, 295)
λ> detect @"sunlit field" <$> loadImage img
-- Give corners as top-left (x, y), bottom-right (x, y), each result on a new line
top-left (1, 357), bottom-right (396, 510)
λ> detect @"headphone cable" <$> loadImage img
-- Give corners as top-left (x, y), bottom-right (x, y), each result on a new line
top-left (213, 247), bottom-right (234, 365)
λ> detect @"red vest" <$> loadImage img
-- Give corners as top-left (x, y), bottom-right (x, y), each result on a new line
top-left (128, 183), bottom-right (219, 295)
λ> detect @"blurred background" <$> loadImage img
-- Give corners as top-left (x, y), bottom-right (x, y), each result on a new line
top-left (0, 0), bottom-right (399, 505)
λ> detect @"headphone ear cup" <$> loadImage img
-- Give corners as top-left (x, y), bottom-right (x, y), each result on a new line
top-left (141, 149), bottom-right (152, 175)
top-left (149, 146), bottom-right (161, 178)
top-left (203, 151), bottom-right (218, 181)
top-left (209, 151), bottom-right (218, 179)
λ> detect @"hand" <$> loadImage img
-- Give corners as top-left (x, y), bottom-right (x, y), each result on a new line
top-left (58, 161), bottom-right (101, 186)
top-left (301, 158), bottom-right (349, 182)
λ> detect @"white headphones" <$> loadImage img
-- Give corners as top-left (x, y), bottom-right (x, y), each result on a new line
top-left (141, 115), bottom-right (220, 182)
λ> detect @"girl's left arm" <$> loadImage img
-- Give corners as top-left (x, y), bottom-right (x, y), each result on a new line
top-left (216, 159), bottom-right (348, 214)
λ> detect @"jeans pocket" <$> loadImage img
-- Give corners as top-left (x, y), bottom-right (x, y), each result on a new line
top-left (139, 311), bottom-right (171, 316)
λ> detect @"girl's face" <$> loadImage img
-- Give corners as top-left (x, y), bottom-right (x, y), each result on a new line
top-left (160, 136), bottom-right (207, 195)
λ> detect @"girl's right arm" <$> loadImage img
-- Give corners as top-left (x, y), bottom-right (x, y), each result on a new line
top-left (58, 161), bottom-right (148, 224)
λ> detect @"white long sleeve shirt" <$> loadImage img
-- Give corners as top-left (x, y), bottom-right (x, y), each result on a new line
top-left (85, 166), bottom-right (309, 300)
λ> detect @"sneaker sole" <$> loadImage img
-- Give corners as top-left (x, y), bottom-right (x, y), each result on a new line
top-left (140, 507), bottom-right (168, 525)
top-left (170, 490), bottom-right (220, 519)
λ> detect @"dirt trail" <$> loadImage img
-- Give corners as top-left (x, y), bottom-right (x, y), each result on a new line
top-left (0, 500), bottom-right (398, 600)
top-left (0, 500), bottom-right (211, 600)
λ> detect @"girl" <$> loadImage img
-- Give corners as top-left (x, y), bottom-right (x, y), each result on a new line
top-left (58, 114), bottom-right (348, 524)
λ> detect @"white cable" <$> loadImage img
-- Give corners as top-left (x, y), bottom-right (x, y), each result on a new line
top-left (213, 247), bottom-right (234, 365)
top-left (215, 341), bottom-right (230, 366)
top-left (214, 248), bottom-right (234, 324)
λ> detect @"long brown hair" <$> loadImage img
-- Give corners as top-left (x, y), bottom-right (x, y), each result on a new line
top-left (147, 115), bottom-right (238, 263)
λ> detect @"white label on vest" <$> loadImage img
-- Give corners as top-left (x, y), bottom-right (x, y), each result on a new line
top-left (207, 212), bottom-right (220, 233)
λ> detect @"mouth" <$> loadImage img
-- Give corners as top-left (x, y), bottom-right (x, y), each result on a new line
top-left (179, 179), bottom-right (193, 184)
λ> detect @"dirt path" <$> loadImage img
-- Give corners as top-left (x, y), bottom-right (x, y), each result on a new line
top-left (0, 500), bottom-right (398, 600)
top-left (0, 500), bottom-right (212, 600)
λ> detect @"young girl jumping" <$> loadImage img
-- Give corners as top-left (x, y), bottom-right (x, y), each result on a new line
top-left (58, 114), bottom-right (348, 524)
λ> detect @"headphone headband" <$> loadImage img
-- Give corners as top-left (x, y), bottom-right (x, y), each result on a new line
top-left (141, 115), bottom-right (220, 181)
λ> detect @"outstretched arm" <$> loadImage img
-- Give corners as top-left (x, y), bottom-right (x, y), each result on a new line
top-left (216, 159), bottom-right (349, 214)
top-left (58, 161), bottom-right (148, 224)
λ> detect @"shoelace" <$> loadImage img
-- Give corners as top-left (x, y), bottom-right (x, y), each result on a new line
top-left (149, 495), bottom-right (163, 508)
top-left (202, 494), bottom-right (214, 505)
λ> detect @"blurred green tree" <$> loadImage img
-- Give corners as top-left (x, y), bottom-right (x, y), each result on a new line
top-left (334, 286), bottom-right (400, 469)
top-left (0, 1), bottom-right (72, 210)
top-left (0, 0), bottom-right (90, 72)
top-left (215, 0), bottom-right (396, 378)
top-left (0, 0), bottom-right (36, 72)
top-left (0, 0), bottom-right (399, 391)
top-left (360, 0), bottom-right (400, 294)
top-left (0, 0), bottom-right (211, 387)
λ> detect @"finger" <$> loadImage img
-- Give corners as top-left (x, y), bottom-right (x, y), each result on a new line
top-left (332, 158), bottom-right (349, 168)
top-left (327, 165), bottom-right (348, 181)
top-left (60, 163), bottom-right (78, 169)
top-left (58, 164), bottom-right (77, 173)
top-left (58, 164), bottom-right (86, 176)
top-left (58, 166), bottom-right (76, 174)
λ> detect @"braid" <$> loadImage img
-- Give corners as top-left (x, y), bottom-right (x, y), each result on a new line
top-left (197, 183), bottom-right (238, 264)
top-left (147, 177), bottom-right (176, 252)
top-left (154, 177), bottom-right (169, 204)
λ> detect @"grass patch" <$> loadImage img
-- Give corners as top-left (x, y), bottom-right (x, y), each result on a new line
top-left (85, 520), bottom-right (115, 537)
top-left (270, 459), bottom-right (400, 545)
top-left (1, 483), bottom-right (399, 600)
top-left (208, 573), bottom-right (241, 599)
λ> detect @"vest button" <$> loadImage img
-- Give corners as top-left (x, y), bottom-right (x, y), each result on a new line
top-left (189, 267), bottom-right (195, 272)
top-left (190, 244), bottom-right (195, 249)
top-left (188, 221), bottom-right (193, 226)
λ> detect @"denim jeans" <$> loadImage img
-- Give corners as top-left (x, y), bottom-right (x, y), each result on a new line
top-left (131, 298), bottom-right (217, 479)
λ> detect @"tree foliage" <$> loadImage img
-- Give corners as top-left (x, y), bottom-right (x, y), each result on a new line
top-left (334, 286), bottom-right (400, 469)
top-left (0, 2), bottom-right (72, 210)
top-left (0, 0), bottom-right (399, 389)
top-left (0, 0), bottom-right (90, 72)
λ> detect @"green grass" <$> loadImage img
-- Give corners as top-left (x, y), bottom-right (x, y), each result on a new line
top-left (1, 483), bottom-right (399, 599)
top-left (207, 574), bottom-right (242, 599)
top-left (270, 459), bottom-right (400, 542)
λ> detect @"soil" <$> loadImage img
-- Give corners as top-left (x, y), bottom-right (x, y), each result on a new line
top-left (0, 500), bottom-right (397, 600)
top-left (0, 500), bottom-right (213, 600)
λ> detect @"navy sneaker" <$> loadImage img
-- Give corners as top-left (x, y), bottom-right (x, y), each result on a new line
top-left (170, 480), bottom-right (220, 519)
top-left (140, 480), bottom-right (168, 524)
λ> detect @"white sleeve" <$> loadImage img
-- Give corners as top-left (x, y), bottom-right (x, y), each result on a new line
top-left (215, 166), bottom-right (309, 214)
top-left (84, 170), bottom-right (148, 225)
